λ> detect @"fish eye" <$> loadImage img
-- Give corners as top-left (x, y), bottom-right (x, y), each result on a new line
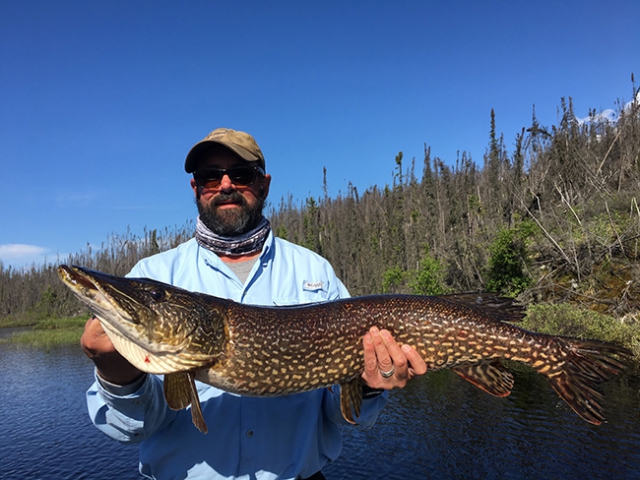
top-left (149, 290), bottom-right (165, 302)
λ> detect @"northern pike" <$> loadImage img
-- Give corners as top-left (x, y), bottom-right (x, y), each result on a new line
top-left (58, 265), bottom-right (631, 434)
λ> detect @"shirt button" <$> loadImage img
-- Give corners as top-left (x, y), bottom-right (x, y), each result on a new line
top-left (246, 430), bottom-right (254, 438)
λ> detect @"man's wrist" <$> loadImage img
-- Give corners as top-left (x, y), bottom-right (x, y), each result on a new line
top-left (362, 384), bottom-right (385, 398)
top-left (97, 370), bottom-right (148, 395)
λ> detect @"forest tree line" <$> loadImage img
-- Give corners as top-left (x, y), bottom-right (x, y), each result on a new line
top-left (1, 91), bottom-right (639, 325)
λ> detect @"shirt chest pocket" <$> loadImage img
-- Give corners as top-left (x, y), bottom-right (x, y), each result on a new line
top-left (272, 279), bottom-right (331, 306)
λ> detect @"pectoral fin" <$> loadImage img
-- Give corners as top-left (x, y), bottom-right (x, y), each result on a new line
top-left (339, 377), bottom-right (365, 424)
top-left (452, 360), bottom-right (514, 397)
top-left (163, 372), bottom-right (208, 434)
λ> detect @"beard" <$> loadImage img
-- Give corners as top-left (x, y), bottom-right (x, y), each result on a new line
top-left (197, 190), bottom-right (265, 236)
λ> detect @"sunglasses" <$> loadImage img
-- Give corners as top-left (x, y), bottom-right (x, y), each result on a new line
top-left (193, 165), bottom-right (265, 189)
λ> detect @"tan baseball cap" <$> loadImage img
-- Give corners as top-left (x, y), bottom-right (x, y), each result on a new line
top-left (184, 128), bottom-right (266, 173)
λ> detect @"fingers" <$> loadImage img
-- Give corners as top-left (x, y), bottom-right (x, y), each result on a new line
top-left (361, 326), bottom-right (427, 389)
top-left (373, 328), bottom-right (399, 374)
top-left (362, 331), bottom-right (379, 379)
top-left (375, 328), bottom-right (408, 380)
top-left (401, 343), bottom-right (428, 376)
top-left (81, 316), bottom-right (115, 357)
top-left (80, 316), bottom-right (144, 385)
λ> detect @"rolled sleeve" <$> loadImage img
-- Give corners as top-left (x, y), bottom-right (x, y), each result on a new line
top-left (87, 370), bottom-right (176, 444)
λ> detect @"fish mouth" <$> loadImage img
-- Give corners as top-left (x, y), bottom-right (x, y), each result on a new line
top-left (57, 265), bottom-right (185, 356)
top-left (57, 265), bottom-right (136, 324)
top-left (58, 264), bottom-right (98, 291)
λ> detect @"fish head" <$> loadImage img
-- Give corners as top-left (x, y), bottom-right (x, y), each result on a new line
top-left (58, 265), bottom-right (227, 373)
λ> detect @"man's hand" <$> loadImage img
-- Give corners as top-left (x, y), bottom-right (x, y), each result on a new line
top-left (361, 326), bottom-right (427, 389)
top-left (81, 316), bottom-right (144, 386)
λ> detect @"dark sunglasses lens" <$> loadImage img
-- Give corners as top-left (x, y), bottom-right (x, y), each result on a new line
top-left (195, 170), bottom-right (223, 188)
top-left (229, 168), bottom-right (256, 185)
top-left (195, 167), bottom-right (259, 188)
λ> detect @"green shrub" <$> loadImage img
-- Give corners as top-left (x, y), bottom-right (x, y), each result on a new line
top-left (382, 266), bottom-right (406, 293)
top-left (409, 249), bottom-right (448, 295)
top-left (523, 303), bottom-right (640, 365)
top-left (486, 220), bottom-right (536, 296)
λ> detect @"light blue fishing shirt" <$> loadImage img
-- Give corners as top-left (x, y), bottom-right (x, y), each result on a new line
top-left (86, 233), bottom-right (388, 480)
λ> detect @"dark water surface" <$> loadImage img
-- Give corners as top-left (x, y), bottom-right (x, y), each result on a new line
top-left (1, 345), bottom-right (639, 479)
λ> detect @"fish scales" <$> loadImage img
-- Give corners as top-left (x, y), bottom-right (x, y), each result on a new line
top-left (215, 295), bottom-right (519, 394)
top-left (58, 265), bottom-right (632, 433)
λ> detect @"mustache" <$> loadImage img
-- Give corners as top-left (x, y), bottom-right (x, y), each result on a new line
top-left (211, 191), bottom-right (247, 206)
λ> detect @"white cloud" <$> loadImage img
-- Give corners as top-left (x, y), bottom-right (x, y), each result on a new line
top-left (577, 91), bottom-right (640, 125)
top-left (0, 244), bottom-right (52, 269)
top-left (577, 108), bottom-right (617, 125)
top-left (0, 244), bottom-right (48, 259)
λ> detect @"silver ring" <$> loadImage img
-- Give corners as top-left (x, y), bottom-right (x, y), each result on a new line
top-left (379, 366), bottom-right (395, 378)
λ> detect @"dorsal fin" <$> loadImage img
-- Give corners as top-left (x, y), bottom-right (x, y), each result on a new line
top-left (439, 293), bottom-right (525, 322)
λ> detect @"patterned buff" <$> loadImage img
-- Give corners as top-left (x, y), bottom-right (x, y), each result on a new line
top-left (195, 216), bottom-right (271, 256)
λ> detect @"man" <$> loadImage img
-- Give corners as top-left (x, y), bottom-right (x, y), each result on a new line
top-left (81, 128), bottom-right (427, 480)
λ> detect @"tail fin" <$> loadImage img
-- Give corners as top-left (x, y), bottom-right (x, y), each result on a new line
top-left (545, 339), bottom-right (631, 425)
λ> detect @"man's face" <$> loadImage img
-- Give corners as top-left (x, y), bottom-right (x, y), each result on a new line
top-left (190, 148), bottom-right (271, 236)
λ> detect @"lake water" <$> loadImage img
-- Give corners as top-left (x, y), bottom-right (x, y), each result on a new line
top-left (1, 345), bottom-right (639, 479)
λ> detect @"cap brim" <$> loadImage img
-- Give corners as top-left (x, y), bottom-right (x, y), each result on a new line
top-left (184, 141), bottom-right (264, 173)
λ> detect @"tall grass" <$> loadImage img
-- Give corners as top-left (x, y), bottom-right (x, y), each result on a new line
top-left (0, 317), bottom-right (88, 350)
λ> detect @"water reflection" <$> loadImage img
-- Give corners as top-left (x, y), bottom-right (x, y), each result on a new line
top-left (325, 370), bottom-right (640, 479)
top-left (1, 346), bottom-right (638, 479)
top-left (0, 346), bottom-right (142, 480)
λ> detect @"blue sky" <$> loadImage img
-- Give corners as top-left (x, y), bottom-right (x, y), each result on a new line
top-left (1, 0), bottom-right (638, 269)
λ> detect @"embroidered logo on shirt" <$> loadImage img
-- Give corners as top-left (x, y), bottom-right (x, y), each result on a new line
top-left (303, 281), bottom-right (324, 291)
